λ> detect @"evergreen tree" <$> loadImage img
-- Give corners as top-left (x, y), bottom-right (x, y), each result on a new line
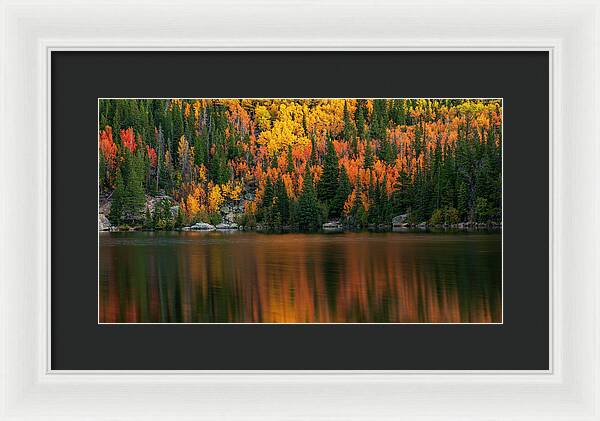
top-left (309, 135), bottom-right (318, 165)
top-left (161, 199), bottom-right (175, 230)
top-left (317, 139), bottom-right (339, 204)
top-left (210, 148), bottom-right (229, 185)
top-left (379, 137), bottom-right (394, 164)
top-left (342, 100), bottom-right (355, 144)
top-left (298, 168), bottom-right (320, 231)
top-left (262, 177), bottom-right (275, 209)
top-left (175, 208), bottom-right (184, 228)
top-left (109, 168), bottom-right (125, 225)
top-left (457, 181), bottom-right (469, 221)
top-left (369, 99), bottom-right (388, 141)
top-left (156, 124), bottom-right (164, 192)
top-left (99, 154), bottom-right (107, 193)
top-left (331, 165), bottom-right (351, 218)
top-left (392, 168), bottom-right (411, 214)
top-left (355, 100), bottom-right (366, 143)
top-left (122, 152), bottom-right (146, 224)
top-left (364, 138), bottom-right (374, 169)
top-left (171, 104), bottom-right (184, 162)
top-left (152, 203), bottom-right (162, 230)
top-left (274, 178), bottom-right (290, 226)
top-left (207, 105), bottom-right (228, 183)
top-left (143, 206), bottom-right (152, 229)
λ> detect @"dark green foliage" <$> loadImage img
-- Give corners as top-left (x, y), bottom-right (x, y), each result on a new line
top-left (143, 207), bottom-right (152, 229)
top-left (379, 137), bottom-right (394, 164)
top-left (369, 99), bottom-right (388, 141)
top-left (261, 177), bottom-right (274, 209)
top-left (175, 208), bottom-right (184, 229)
top-left (109, 168), bottom-right (125, 225)
top-left (207, 105), bottom-right (229, 184)
top-left (120, 151), bottom-right (146, 224)
top-left (364, 139), bottom-right (374, 169)
top-left (445, 207), bottom-right (460, 225)
top-left (152, 198), bottom-right (175, 230)
top-left (331, 165), bottom-right (351, 218)
top-left (390, 99), bottom-right (406, 125)
top-left (274, 179), bottom-right (290, 225)
top-left (475, 197), bottom-right (490, 223)
top-left (309, 135), bottom-right (318, 165)
top-left (355, 100), bottom-right (367, 143)
top-left (317, 139), bottom-right (339, 204)
top-left (430, 208), bottom-right (444, 226)
top-left (392, 169), bottom-right (411, 215)
top-left (298, 168), bottom-right (320, 231)
top-left (260, 178), bottom-right (290, 230)
top-left (342, 100), bottom-right (355, 145)
top-left (99, 153), bottom-right (108, 193)
top-left (370, 177), bottom-right (393, 225)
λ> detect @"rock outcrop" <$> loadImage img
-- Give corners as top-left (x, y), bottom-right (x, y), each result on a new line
top-left (216, 222), bottom-right (239, 230)
top-left (322, 221), bottom-right (342, 231)
top-left (392, 214), bottom-right (408, 227)
top-left (99, 213), bottom-right (111, 231)
top-left (190, 222), bottom-right (216, 231)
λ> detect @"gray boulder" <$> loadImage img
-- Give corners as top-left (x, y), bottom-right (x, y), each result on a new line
top-left (190, 222), bottom-right (216, 231)
top-left (98, 213), bottom-right (111, 231)
top-left (216, 222), bottom-right (239, 230)
top-left (322, 221), bottom-right (342, 230)
top-left (392, 214), bottom-right (408, 227)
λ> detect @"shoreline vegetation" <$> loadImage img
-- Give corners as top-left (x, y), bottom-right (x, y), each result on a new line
top-left (99, 193), bottom-right (501, 233)
top-left (99, 99), bottom-right (502, 234)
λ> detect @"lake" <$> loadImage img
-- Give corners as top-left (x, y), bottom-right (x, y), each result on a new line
top-left (99, 231), bottom-right (502, 323)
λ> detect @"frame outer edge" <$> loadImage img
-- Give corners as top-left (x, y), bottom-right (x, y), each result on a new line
top-left (1, 0), bottom-right (599, 419)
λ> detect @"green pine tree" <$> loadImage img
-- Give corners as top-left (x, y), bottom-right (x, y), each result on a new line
top-left (331, 165), bottom-right (351, 218)
top-left (342, 100), bottom-right (355, 144)
top-left (309, 135), bottom-right (318, 165)
top-left (275, 178), bottom-right (290, 225)
top-left (364, 138), bottom-right (374, 169)
top-left (109, 168), bottom-right (125, 225)
top-left (143, 206), bottom-right (152, 229)
top-left (355, 100), bottom-right (366, 142)
top-left (175, 207), bottom-right (184, 229)
top-left (317, 139), bottom-right (339, 204)
top-left (122, 152), bottom-right (146, 224)
top-left (298, 168), bottom-right (320, 231)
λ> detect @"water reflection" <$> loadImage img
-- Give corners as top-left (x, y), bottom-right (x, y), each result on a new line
top-left (99, 232), bottom-right (501, 323)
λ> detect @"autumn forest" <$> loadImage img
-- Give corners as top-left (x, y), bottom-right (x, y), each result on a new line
top-left (98, 98), bottom-right (502, 231)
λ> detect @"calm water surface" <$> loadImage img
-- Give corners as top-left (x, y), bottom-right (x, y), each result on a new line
top-left (99, 231), bottom-right (501, 323)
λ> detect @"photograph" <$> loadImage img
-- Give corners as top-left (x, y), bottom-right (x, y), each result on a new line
top-left (98, 98), bottom-right (502, 324)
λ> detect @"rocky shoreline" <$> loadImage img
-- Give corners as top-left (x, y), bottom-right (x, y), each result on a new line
top-left (99, 215), bottom-right (501, 233)
top-left (99, 195), bottom-right (501, 233)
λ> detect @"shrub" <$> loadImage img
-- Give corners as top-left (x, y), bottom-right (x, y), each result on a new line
top-left (475, 197), bottom-right (490, 223)
top-left (445, 207), bottom-right (460, 225)
top-left (208, 212), bottom-right (222, 226)
top-left (430, 208), bottom-right (444, 226)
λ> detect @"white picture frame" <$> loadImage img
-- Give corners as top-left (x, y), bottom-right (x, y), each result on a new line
top-left (1, 0), bottom-right (599, 419)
